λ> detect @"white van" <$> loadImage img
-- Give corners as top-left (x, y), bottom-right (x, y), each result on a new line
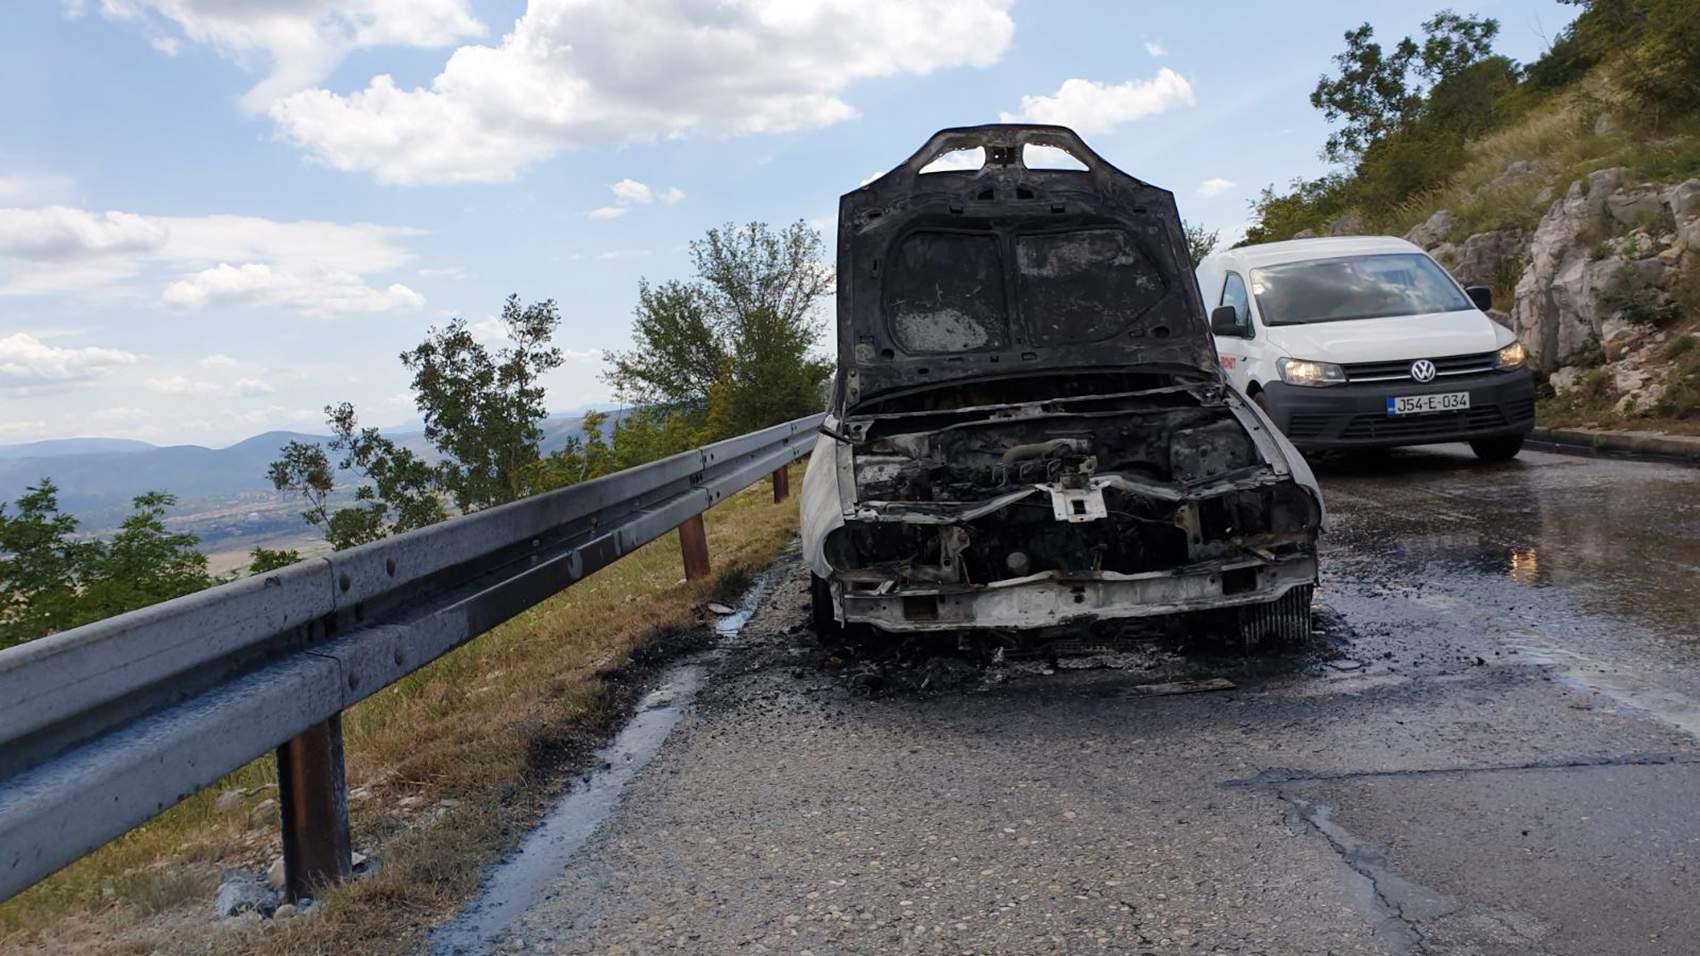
top-left (1196, 236), bottom-right (1534, 460)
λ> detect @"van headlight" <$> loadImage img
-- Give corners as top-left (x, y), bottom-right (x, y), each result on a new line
top-left (1276, 357), bottom-right (1347, 387)
top-left (1495, 341), bottom-right (1527, 370)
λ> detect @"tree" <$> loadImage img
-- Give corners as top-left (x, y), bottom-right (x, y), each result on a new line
top-left (249, 547), bottom-right (300, 574)
top-left (605, 221), bottom-right (833, 441)
top-left (0, 480), bottom-right (95, 645)
top-left (80, 492), bottom-right (215, 621)
top-left (524, 410), bottom-right (619, 490)
top-left (1183, 220), bottom-right (1220, 267)
top-left (268, 440), bottom-right (335, 528)
top-left (402, 295), bottom-right (564, 512)
top-left (1, 482), bottom-right (212, 649)
top-left (268, 404), bottom-right (445, 551)
top-left (1310, 11), bottom-right (1500, 163)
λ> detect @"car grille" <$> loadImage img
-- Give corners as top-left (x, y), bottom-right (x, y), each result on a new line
top-left (1340, 351), bottom-right (1498, 383)
top-left (1339, 405), bottom-right (1509, 441)
top-left (1284, 414), bottom-right (1334, 442)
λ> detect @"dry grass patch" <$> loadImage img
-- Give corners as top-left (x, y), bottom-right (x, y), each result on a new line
top-left (0, 464), bottom-right (806, 955)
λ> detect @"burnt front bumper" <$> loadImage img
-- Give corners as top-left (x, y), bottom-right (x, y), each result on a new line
top-left (835, 553), bottom-right (1317, 633)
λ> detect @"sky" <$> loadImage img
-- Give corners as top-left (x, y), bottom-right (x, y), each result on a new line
top-left (0, 0), bottom-right (1581, 448)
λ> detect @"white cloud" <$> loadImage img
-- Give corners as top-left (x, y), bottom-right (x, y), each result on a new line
top-left (468, 316), bottom-right (508, 342)
top-left (1000, 68), bottom-right (1194, 135)
top-left (0, 207), bottom-right (167, 259)
top-left (161, 263), bottom-right (426, 314)
top-left (142, 373), bottom-right (275, 398)
top-left (610, 179), bottom-right (654, 205)
top-left (86, 0), bottom-right (486, 112)
top-left (1198, 177), bottom-right (1236, 198)
top-left (0, 206), bottom-right (426, 311)
top-left (1144, 41), bottom-right (1166, 57)
top-left (199, 353), bottom-right (242, 369)
top-left (0, 332), bottom-right (139, 389)
top-left (594, 179), bottom-right (685, 218)
top-left (417, 265), bottom-right (465, 278)
top-left (143, 374), bottom-right (217, 395)
top-left (919, 147), bottom-right (985, 174)
top-left (0, 418), bottom-right (49, 439)
top-left (267, 0), bottom-right (1016, 184)
top-left (0, 173), bottom-right (76, 203)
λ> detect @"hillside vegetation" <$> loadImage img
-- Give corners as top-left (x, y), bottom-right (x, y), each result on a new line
top-left (1244, 0), bottom-right (1700, 429)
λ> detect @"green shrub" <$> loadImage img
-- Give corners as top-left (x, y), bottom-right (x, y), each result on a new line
top-left (1599, 264), bottom-right (1679, 326)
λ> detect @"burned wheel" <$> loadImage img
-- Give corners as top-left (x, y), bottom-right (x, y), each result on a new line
top-left (1236, 584), bottom-right (1314, 649)
top-left (810, 573), bottom-right (841, 642)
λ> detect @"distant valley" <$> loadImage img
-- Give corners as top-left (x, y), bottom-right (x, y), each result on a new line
top-left (0, 411), bottom-right (616, 561)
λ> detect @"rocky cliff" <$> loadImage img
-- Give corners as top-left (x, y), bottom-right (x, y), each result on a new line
top-left (1393, 165), bottom-right (1699, 421)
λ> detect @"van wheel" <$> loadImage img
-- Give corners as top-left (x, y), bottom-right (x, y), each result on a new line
top-left (810, 573), bottom-right (841, 642)
top-left (1237, 585), bottom-right (1314, 649)
top-left (1470, 435), bottom-right (1524, 461)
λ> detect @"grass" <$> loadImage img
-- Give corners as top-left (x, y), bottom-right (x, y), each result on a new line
top-left (1376, 77), bottom-right (1700, 240)
top-left (0, 462), bottom-right (807, 954)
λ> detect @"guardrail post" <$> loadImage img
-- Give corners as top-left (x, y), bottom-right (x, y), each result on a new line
top-left (678, 514), bottom-right (710, 581)
top-left (771, 466), bottom-right (790, 502)
top-left (276, 715), bottom-right (352, 902)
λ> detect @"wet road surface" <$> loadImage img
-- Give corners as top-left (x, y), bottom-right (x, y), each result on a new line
top-left (465, 445), bottom-right (1700, 955)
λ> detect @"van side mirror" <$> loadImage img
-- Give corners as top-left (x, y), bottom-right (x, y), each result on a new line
top-left (1210, 305), bottom-right (1246, 337)
top-left (1465, 285), bottom-right (1492, 311)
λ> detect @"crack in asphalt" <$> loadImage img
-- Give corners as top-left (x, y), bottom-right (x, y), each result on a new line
top-left (1222, 750), bottom-right (1700, 790)
top-left (1280, 794), bottom-right (1445, 956)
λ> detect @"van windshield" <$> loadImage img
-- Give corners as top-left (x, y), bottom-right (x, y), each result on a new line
top-left (1249, 253), bottom-right (1471, 326)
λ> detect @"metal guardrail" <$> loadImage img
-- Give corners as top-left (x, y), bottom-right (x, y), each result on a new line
top-left (0, 413), bottom-right (824, 904)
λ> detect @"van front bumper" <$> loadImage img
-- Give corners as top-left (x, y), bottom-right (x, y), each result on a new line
top-left (1257, 368), bottom-right (1535, 449)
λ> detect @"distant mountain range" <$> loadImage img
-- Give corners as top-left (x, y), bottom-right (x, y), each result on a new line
top-left (0, 409), bottom-right (620, 533)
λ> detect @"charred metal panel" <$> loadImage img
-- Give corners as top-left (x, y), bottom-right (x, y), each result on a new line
top-left (1014, 229), bottom-right (1168, 345)
top-left (839, 124), bottom-right (1217, 408)
top-left (884, 232), bottom-right (1007, 353)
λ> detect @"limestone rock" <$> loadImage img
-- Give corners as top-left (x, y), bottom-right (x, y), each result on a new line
top-left (247, 797), bottom-right (278, 830)
top-left (214, 871), bottom-right (279, 919)
top-left (213, 790), bottom-right (244, 814)
top-left (1326, 212), bottom-right (1366, 236)
top-left (1508, 172), bottom-right (1629, 370)
top-left (1606, 184), bottom-right (1668, 229)
top-left (1548, 366), bottom-right (1582, 394)
top-left (1405, 209), bottom-right (1457, 249)
top-left (267, 856), bottom-right (286, 891)
top-left (1489, 160), bottom-right (1541, 190)
top-left (1664, 179), bottom-right (1700, 251)
top-left (1429, 241), bottom-right (1462, 273)
top-left (1453, 229), bottom-right (1527, 288)
top-left (1612, 363), bottom-right (1665, 415)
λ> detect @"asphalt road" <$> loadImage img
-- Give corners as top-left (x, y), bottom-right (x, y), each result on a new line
top-left (480, 445), bottom-right (1700, 955)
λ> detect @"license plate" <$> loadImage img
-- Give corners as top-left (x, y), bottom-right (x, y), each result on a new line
top-left (1386, 391), bottom-right (1470, 416)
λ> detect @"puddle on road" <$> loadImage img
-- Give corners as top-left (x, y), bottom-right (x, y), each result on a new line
top-left (426, 574), bottom-right (774, 956)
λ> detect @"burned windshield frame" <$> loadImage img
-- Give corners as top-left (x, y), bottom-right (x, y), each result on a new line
top-left (1249, 253), bottom-right (1472, 326)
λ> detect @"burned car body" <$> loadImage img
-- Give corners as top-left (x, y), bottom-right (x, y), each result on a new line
top-left (800, 125), bottom-right (1323, 645)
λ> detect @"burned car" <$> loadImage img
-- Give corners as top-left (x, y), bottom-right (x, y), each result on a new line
top-left (800, 125), bottom-right (1323, 646)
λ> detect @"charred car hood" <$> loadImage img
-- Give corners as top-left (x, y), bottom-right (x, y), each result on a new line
top-left (837, 125), bottom-right (1218, 409)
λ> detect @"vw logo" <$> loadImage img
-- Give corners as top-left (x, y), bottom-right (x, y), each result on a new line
top-left (1409, 359), bottom-right (1437, 383)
